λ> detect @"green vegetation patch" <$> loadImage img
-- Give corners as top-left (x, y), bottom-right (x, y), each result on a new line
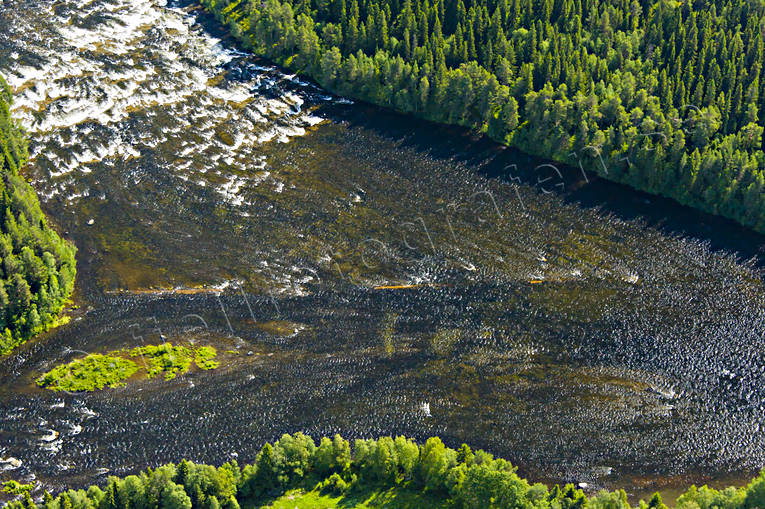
top-left (37, 343), bottom-right (219, 391)
top-left (1, 480), bottom-right (35, 496)
top-left (130, 343), bottom-right (221, 380)
top-left (260, 485), bottom-right (444, 508)
top-left (194, 345), bottom-right (220, 370)
top-left (36, 354), bottom-right (139, 391)
top-left (131, 343), bottom-right (192, 380)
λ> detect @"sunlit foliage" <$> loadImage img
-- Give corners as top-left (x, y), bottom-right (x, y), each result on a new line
top-left (36, 354), bottom-right (140, 392)
top-left (0, 74), bottom-right (77, 355)
top-left (36, 344), bottom-right (220, 391)
top-left (6, 434), bottom-right (763, 509)
top-left (203, 0), bottom-right (765, 233)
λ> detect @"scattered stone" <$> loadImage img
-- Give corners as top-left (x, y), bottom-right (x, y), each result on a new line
top-left (0, 457), bottom-right (22, 469)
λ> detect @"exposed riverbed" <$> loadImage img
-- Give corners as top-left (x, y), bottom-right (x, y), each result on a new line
top-left (0, 0), bottom-right (764, 501)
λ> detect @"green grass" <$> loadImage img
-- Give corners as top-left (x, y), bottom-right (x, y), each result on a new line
top-left (37, 343), bottom-right (220, 391)
top-left (194, 346), bottom-right (220, 370)
top-left (130, 343), bottom-right (220, 380)
top-left (131, 343), bottom-right (193, 380)
top-left (36, 354), bottom-right (139, 391)
top-left (257, 485), bottom-right (449, 509)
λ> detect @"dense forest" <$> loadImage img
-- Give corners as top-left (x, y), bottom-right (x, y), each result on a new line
top-left (0, 74), bottom-right (76, 355)
top-left (3, 434), bottom-right (764, 509)
top-left (202, 0), bottom-right (765, 233)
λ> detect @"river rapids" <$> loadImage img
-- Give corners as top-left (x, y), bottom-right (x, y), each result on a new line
top-left (0, 0), bottom-right (764, 500)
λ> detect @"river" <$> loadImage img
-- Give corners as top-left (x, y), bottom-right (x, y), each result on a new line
top-left (0, 0), bottom-right (764, 501)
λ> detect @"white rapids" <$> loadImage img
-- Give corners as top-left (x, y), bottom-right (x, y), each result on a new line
top-left (0, 0), bottom-right (333, 207)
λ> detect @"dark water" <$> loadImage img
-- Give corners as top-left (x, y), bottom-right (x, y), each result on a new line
top-left (0, 0), bottom-right (764, 502)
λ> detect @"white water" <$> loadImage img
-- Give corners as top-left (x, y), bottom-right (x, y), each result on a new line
top-left (1, 0), bottom-right (334, 208)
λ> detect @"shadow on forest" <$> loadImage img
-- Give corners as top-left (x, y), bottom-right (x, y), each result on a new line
top-left (179, 0), bottom-right (765, 267)
top-left (324, 101), bottom-right (765, 268)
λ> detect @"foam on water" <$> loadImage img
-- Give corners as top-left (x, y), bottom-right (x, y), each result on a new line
top-left (0, 0), bottom-right (336, 211)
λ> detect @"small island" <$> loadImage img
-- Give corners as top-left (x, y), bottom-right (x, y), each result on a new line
top-left (36, 343), bottom-right (220, 392)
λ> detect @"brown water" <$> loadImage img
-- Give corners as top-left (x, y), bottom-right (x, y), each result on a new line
top-left (0, 0), bottom-right (764, 502)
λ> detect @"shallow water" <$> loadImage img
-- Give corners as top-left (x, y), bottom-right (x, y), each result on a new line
top-left (0, 0), bottom-right (764, 501)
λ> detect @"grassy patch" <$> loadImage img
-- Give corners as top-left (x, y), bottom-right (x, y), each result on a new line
top-left (37, 343), bottom-right (220, 391)
top-left (257, 484), bottom-right (448, 509)
top-left (36, 354), bottom-right (139, 391)
top-left (194, 346), bottom-right (220, 370)
top-left (130, 343), bottom-right (221, 380)
top-left (131, 343), bottom-right (193, 380)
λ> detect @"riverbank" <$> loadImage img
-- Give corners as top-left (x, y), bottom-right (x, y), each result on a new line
top-left (2, 434), bottom-right (764, 509)
top-left (199, 0), bottom-right (765, 236)
top-left (181, 0), bottom-right (765, 266)
top-left (0, 75), bottom-right (76, 356)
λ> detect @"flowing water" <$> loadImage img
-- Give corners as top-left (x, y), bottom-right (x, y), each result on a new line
top-left (0, 0), bottom-right (764, 500)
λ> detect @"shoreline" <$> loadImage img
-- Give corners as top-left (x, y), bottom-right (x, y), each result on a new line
top-left (186, 0), bottom-right (765, 268)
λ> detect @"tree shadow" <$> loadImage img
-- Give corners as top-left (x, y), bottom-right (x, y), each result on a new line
top-left (321, 101), bottom-right (765, 268)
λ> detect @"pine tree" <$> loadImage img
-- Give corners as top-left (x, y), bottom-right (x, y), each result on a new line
top-left (176, 460), bottom-right (191, 487)
top-left (199, 0), bottom-right (765, 233)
